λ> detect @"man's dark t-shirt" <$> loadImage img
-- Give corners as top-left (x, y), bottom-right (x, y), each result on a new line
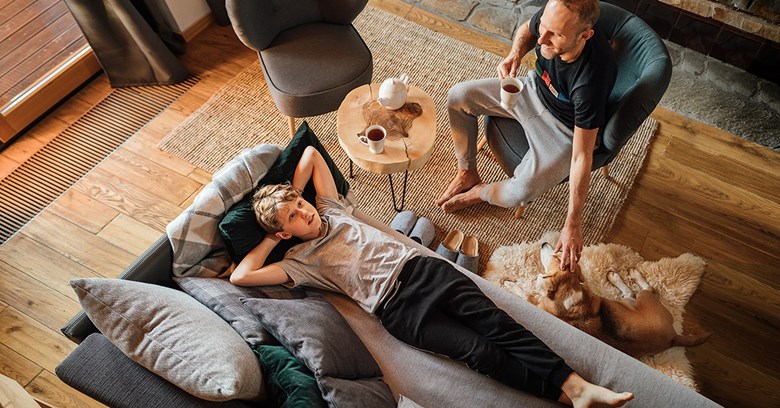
top-left (529, 9), bottom-right (616, 131)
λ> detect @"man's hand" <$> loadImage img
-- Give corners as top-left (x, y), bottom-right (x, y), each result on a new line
top-left (555, 223), bottom-right (583, 272)
top-left (497, 52), bottom-right (522, 80)
top-left (499, 20), bottom-right (534, 80)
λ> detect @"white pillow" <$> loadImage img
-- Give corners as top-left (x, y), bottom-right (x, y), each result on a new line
top-left (70, 278), bottom-right (264, 401)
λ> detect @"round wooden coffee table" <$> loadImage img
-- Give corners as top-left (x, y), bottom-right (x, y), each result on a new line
top-left (337, 84), bottom-right (436, 211)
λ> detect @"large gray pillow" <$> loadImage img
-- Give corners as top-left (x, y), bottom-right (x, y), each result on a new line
top-left (71, 278), bottom-right (265, 402)
top-left (241, 296), bottom-right (395, 407)
top-left (173, 276), bottom-right (306, 346)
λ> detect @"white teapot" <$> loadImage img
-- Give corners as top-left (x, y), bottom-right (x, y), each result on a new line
top-left (377, 73), bottom-right (410, 110)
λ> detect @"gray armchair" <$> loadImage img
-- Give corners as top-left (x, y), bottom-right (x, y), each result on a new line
top-left (226, 0), bottom-right (373, 135)
top-left (483, 2), bottom-right (672, 218)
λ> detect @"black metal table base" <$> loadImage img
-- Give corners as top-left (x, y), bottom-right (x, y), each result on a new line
top-left (349, 161), bottom-right (408, 212)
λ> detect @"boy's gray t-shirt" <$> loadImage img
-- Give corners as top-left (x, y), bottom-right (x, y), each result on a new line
top-left (276, 195), bottom-right (420, 313)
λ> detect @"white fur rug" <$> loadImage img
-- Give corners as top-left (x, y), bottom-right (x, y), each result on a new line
top-left (484, 231), bottom-right (706, 390)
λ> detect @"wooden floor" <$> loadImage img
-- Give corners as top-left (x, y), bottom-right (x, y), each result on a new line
top-left (0, 0), bottom-right (777, 406)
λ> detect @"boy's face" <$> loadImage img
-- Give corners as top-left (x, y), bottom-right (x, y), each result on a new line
top-left (275, 197), bottom-right (322, 240)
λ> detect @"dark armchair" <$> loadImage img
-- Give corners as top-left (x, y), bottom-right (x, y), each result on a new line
top-left (482, 2), bottom-right (672, 218)
top-left (226, 0), bottom-right (373, 135)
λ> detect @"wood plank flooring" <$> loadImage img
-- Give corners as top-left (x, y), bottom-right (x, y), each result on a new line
top-left (0, 1), bottom-right (778, 406)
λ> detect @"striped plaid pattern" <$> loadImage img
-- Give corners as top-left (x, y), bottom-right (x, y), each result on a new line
top-left (166, 144), bottom-right (283, 277)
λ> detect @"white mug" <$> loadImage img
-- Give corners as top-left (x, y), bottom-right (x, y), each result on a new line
top-left (500, 76), bottom-right (524, 110)
top-left (358, 125), bottom-right (386, 154)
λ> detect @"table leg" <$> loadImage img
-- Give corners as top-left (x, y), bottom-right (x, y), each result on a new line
top-left (388, 171), bottom-right (408, 212)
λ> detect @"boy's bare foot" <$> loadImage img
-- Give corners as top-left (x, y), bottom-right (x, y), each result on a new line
top-left (441, 183), bottom-right (486, 213)
top-left (436, 169), bottom-right (482, 207)
top-left (559, 373), bottom-right (634, 408)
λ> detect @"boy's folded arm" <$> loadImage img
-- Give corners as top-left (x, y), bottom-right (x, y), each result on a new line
top-left (230, 263), bottom-right (289, 286)
top-left (231, 236), bottom-right (291, 286)
top-left (293, 146), bottom-right (338, 199)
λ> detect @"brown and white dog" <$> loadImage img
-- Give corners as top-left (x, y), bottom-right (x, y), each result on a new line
top-left (532, 242), bottom-right (710, 358)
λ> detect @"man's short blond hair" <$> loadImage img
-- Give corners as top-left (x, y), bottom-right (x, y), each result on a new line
top-left (556, 0), bottom-right (600, 29)
top-left (252, 183), bottom-right (302, 233)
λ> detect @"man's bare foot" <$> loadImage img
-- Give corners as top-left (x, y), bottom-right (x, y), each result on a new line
top-left (436, 169), bottom-right (482, 207)
top-left (559, 373), bottom-right (634, 408)
top-left (441, 183), bottom-right (486, 213)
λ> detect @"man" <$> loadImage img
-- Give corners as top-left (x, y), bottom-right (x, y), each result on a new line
top-left (436, 0), bottom-right (616, 270)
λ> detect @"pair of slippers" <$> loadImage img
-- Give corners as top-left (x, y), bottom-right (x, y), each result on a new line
top-left (435, 230), bottom-right (479, 274)
top-left (390, 210), bottom-right (435, 248)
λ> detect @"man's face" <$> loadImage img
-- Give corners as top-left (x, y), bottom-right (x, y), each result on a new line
top-left (537, 1), bottom-right (590, 60)
top-left (276, 197), bottom-right (321, 240)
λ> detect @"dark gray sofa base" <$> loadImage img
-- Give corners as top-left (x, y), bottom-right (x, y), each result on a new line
top-left (56, 333), bottom-right (257, 408)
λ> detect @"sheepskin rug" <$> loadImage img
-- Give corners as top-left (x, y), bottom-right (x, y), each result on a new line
top-left (484, 231), bottom-right (706, 390)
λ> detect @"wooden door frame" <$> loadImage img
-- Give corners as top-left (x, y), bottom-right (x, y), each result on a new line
top-left (0, 45), bottom-right (100, 143)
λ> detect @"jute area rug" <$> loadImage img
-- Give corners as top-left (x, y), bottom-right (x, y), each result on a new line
top-left (484, 231), bottom-right (706, 389)
top-left (158, 7), bottom-right (657, 272)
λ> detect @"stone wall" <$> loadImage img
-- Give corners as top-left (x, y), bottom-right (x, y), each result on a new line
top-left (400, 0), bottom-right (780, 147)
top-left (404, 0), bottom-right (779, 43)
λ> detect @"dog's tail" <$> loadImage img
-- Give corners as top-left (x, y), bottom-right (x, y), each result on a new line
top-left (671, 331), bottom-right (712, 348)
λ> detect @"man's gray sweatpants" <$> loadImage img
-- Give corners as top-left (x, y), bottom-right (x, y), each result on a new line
top-left (447, 72), bottom-right (574, 208)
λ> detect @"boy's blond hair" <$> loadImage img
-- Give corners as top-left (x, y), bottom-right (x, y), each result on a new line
top-left (252, 183), bottom-right (302, 233)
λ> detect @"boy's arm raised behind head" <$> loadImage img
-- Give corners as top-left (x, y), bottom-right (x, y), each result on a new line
top-left (230, 235), bottom-right (291, 286)
top-left (292, 146), bottom-right (339, 199)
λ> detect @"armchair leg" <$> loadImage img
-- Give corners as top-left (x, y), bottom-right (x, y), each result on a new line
top-left (601, 165), bottom-right (610, 179)
top-left (514, 206), bottom-right (525, 219)
top-left (477, 136), bottom-right (488, 151)
top-left (288, 116), bottom-right (296, 136)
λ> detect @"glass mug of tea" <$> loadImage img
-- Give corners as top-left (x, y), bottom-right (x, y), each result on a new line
top-left (500, 76), bottom-right (524, 110)
top-left (358, 125), bottom-right (386, 154)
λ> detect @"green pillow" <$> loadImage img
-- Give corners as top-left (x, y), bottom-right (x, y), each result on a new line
top-left (252, 344), bottom-right (327, 408)
top-left (219, 121), bottom-right (349, 263)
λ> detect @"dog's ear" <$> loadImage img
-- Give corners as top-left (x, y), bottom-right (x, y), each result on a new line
top-left (573, 262), bottom-right (585, 284)
top-left (540, 242), bottom-right (555, 272)
top-left (538, 272), bottom-right (560, 299)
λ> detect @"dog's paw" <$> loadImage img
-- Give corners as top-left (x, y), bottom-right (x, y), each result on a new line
top-left (607, 271), bottom-right (634, 299)
top-left (629, 269), bottom-right (653, 291)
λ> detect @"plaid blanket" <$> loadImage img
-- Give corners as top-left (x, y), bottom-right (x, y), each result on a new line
top-left (166, 144), bottom-right (283, 277)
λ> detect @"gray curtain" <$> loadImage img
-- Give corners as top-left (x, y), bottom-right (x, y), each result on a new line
top-left (64, 0), bottom-right (188, 87)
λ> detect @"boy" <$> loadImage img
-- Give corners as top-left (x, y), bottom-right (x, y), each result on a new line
top-left (231, 146), bottom-right (633, 407)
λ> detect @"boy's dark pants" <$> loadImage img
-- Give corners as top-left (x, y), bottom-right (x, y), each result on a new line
top-left (376, 256), bottom-right (573, 400)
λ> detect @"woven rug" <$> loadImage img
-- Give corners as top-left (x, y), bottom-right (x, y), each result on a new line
top-left (484, 231), bottom-right (707, 389)
top-left (158, 7), bottom-right (657, 271)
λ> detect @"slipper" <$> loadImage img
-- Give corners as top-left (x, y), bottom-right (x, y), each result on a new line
top-left (456, 235), bottom-right (479, 274)
top-left (390, 210), bottom-right (417, 236)
top-left (435, 230), bottom-right (464, 262)
top-left (409, 217), bottom-right (435, 248)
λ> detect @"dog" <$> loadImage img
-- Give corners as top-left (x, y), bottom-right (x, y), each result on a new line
top-left (531, 242), bottom-right (711, 358)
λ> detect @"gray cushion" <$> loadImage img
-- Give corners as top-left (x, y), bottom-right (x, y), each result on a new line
top-left (241, 296), bottom-right (395, 407)
top-left (174, 276), bottom-right (306, 346)
top-left (397, 395), bottom-right (425, 408)
top-left (70, 278), bottom-right (264, 402)
top-left (260, 23), bottom-right (372, 117)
